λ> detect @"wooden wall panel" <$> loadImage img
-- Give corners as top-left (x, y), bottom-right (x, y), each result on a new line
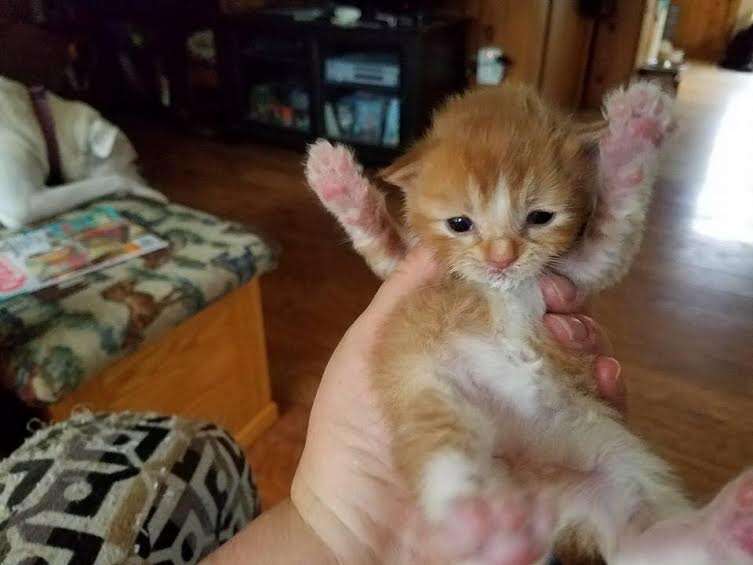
top-left (539, 1), bottom-right (595, 109)
top-left (582, 0), bottom-right (647, 109)
top-left (445, 0), bottom-right (551, 86)
top-left (479, 0), bottom-right (551, 86)
top-left (443, 0), bottom-right (648, 109)
top-left (671, 0), bottom-right (742, 61)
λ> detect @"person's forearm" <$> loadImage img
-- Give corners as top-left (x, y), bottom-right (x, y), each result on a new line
top-left (201, 498), bottom-right (337, 564)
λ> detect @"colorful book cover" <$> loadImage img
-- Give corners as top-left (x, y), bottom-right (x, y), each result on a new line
top-left (0, 206), bottom-right (167, 300)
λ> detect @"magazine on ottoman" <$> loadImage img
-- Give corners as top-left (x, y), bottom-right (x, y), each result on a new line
top-left (0, 205), bottom-right (167, 300)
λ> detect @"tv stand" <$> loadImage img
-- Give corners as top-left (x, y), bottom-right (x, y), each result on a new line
top-left (217, 11), bottom-right (467, 163)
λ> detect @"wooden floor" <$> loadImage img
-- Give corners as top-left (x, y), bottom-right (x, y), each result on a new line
top-left (127, 63), bottom-right (753, 510)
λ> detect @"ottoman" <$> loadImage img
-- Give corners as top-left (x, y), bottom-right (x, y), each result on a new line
top-left (0, 411), bottom-right (260, 564)
top-left (0, 197), bottom-right (279, 444)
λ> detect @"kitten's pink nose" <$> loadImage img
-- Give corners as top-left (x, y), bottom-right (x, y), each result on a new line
top-left (485, 238), bottom-right (518, 271)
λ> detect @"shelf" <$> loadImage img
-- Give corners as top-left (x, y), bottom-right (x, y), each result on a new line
top-left (323, 81), bottom-right (400, 95)
top-left (241, 51), bottom-right (308, 70)
top-left (243, 117), bottom-right (310, 136)
top-left (343, 140), bottom-right (402, 165)
top-left (220, 13), bottom-right (468, 165)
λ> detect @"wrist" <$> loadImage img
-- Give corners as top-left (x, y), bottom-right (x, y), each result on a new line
top-left (282, 498), bottom-right (339, 565)
top-left (292, 470), bottom-right (380, 565)
top-left (202, 498), bottom-right (337, 565)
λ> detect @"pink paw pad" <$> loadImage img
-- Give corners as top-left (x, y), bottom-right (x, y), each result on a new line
top-left (731, 478), bottom-right (753, 554)
top-left (719, 473), bottom-right (753, 558)
top-left (731, 519), bottom-right (753, 555)
top-left (736, 479), bottom-right (753, 509)
top-left (431, 493), bottom-right (553, 565)
top-left (304, 139), bottom-right (370, 209)
top-left (603, 81), bottom-right (674, 146)
top-left (305, 139), bottom-right (391, 235)
top-left (598, 82), bottom-right (674, 195)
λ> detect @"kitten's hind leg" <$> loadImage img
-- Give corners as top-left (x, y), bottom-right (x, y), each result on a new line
top-left (305, 140), bottom-right (406, 278)
top-left (559, 81), bottom-right (674, 291)
top-left (393, 389), bottom-right (555, 564)
top-left (614, 468), bottom-right (753, 565)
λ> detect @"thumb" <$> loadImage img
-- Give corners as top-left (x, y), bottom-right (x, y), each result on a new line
top-left (360, 246), bottom-right (439, 327)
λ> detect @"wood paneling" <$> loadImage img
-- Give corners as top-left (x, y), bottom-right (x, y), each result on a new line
top-left (582, 0), bottom-right (647, 109)
top-left (448, 0), bottom-right (551, 86)
top-left (539, 1), bottom-right (595, 109)
top-left (444, 0), bottom-right (648, 109)
top-left (671, 0), bottom-right (742, 61)
top-left (50, 279), bottom-right (278, 447)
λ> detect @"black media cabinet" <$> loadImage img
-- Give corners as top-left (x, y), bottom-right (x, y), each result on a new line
top-left (217, 12), bottom-right (468, 163)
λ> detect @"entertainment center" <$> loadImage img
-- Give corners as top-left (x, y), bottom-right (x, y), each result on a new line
top-left (217, 5), bottom-right (468, 162)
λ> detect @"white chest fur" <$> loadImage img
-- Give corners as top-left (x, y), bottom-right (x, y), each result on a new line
top-left (439, 280), bottom-right (562, 424)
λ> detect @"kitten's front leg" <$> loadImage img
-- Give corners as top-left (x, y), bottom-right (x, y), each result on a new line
top-left (305, 140), bottom-right (406, 279)
top-left (559, 82), bottom-right (674, 291)
top-left (393, 389), bottom-right (554, 564)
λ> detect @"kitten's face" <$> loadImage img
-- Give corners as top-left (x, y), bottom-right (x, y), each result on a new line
top-left (385, 86), bottom-right (598, 288)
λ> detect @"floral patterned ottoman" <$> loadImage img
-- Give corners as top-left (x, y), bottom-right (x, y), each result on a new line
top-left (0, 197), bottom-right (278, 405)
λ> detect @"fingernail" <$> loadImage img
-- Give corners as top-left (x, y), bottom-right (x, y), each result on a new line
top-left (599, 357), bottom-right (622, 386)
top-left (567, 317), bottom-right (589, 342)
top-left (543, 277), bottom-right (576, 304)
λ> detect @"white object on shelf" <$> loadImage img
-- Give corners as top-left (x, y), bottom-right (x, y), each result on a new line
top-left (477, 46), bottom-right (505, 86)
top-left (382, 98), bottom-right (400, 147)
top-left (324, 102), bottom-right (341, 137)
top-left (332, 6), bottom-right (362, 27)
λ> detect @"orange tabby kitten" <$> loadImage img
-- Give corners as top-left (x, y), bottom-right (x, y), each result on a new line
top-left (305, 83), bottom-right (753, 564)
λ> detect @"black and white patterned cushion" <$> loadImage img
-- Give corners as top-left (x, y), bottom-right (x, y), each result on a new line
top-left (0, 412), bottom-right (260, 564)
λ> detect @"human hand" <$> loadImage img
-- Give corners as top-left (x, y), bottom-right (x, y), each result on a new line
top-left (291, 247), bottom-right (437, 564)
top-left (289, 250), bottom-right (626, 564)
top-left (540, 274), bottom-right (626, 412)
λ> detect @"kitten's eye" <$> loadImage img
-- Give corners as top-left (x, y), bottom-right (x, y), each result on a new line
top-left (526, 210), bottom-right (555, 226)
top-left (446, 216), bottom-right (474, 233)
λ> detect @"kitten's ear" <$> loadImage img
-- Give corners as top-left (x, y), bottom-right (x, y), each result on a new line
top-left (378, 140), bottom-right (433, 192)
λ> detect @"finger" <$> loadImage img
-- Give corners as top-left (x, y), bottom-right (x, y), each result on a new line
top-left (540, 274), bottom-right (588, 314)
top-left (542, 314), bottom-right (613, 355)
top-left (595, 357), bottom-right (626, 413)
top-left (360, 246), bottom-right (439, 326)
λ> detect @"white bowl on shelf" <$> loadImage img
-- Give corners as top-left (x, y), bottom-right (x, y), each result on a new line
top-left (332, 6), bottom-right (361, 27)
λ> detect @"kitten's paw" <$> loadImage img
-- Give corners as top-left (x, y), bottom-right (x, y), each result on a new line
top-left (600, 81), bottom-right (674, 191)
top-left (304, 139), bottom-right (371, 221)
top-left (604, 81), bottom-right (674, 146)
top-left (429, 491), bottom-right (554, 565)
top-left (709, 469), bottom-right (753, 563)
